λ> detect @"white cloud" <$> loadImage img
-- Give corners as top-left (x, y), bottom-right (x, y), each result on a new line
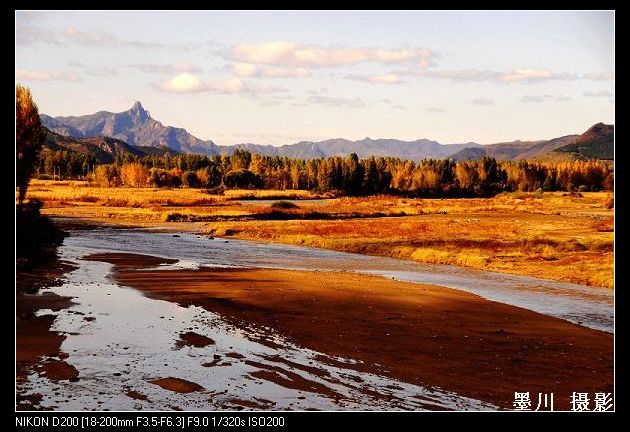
top-left (307, 94), bottom-right (365, 108)
top-left (413, 67), bottom-right (577, 84)
top-left (392, 104), bottom-right (404, 110)
top-left (229, 42), bottom-right (432, 68)
top-left (63, 26), bottom-right (114, 46)
top-left (425, 107), bottom-right (445, 113)
top-left (130, 63), bottom-right (201, 74)
top-left (471, 98), bottom-right (495, 106)
top-left (63, 26), bottom-right (162, 49)
top-left (207, 78), bottom-right (247, 94)
top-left (232, 63), bottom-right (258, 77)
top-left (232, 63), bottom-right (310, 78)
top-left (346, 73), bottom-right (402, 84)
top-left (16, 68), bottom-right (81, 82)
top-left (499, 68), bottom-right (576, 83)
top-left (417, 68), bottom-right (498, 82)
top-left (157, 73), bottom-right (206, 93)
top-left (583, 90), bottom-right (614, 98)
top-left (519, 94), bottom-right (572, 103)
top-left (157, 74), bottom-right (287, 96)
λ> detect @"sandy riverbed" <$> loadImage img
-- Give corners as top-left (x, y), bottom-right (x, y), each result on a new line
top-left (87, 252), bottom-right (613, 410)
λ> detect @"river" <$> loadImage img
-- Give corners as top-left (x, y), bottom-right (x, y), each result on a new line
top-left (17, 226), bottom-right (613, 410)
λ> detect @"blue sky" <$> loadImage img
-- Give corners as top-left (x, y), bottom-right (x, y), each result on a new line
top-left (15, 11), bottom-right (614, 145)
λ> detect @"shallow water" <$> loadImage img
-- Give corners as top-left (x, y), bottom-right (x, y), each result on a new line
top-left (19, 228), bottom-right (500, 411)
top-left (67, 227), bottom-right (614, 332)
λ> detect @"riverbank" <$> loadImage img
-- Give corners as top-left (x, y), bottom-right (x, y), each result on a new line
top-left (29, 181), bottom-right (614, 289)
top-left (16, 250), bottom-right (76, 410)
top-left (88, 252), bottom-right (613, 410)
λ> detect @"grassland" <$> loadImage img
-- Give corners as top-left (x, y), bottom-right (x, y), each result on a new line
top-left (27, 180), bottom-right (614, 289)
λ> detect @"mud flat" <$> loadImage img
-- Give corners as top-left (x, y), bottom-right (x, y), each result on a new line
top-left (90, 252), bottom-right (613, 410)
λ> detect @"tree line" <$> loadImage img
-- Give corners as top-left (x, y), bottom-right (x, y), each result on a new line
top-left (62, 149), bottom-right (613, 196)
top-left (37, 148), bottom-right (97, 179)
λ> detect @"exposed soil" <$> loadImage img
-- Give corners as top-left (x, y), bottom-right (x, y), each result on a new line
top-left (88, 252), bottom-right (614, 410)
top-left (176, 331), bottom-right (215, 348)
top-left (149, 377), bottom-right (205, 393)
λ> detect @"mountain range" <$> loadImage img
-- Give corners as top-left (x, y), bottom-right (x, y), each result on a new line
top-left (40, 102), bottom-right (614, 162)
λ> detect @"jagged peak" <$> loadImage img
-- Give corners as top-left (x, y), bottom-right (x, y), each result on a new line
top-left (131, 101), bottom-right (144, 112)
top-left (128, 101), bottom-right (150, 121)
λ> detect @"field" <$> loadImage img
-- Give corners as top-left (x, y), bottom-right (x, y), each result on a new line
top-left (28, 180), bottom-right (614, 289)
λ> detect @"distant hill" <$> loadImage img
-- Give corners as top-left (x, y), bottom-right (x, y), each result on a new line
top-left (40, 114), bottom-right (85, 138)
top-left (40, 102), bottom-right (481, 160)
top-left (42, 102), bottom-right (220, 155)
top-left (553, 123), bottom-right (614, 160)
top-left (225, 138), bottom-right (480, 160)
top-left (43, 129), bottom-right (178, 164)
top-left (450, 135), bottom-right (579, 162)
top-left (40, 103), bottom-right (613, 162)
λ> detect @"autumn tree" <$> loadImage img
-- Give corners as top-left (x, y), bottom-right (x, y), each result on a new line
top-left (16, 84), bottom-right (45, 207)
top-left (120, 163), bottom-right (149, 187)
top-left (84, 148), bottom-right (612, 197)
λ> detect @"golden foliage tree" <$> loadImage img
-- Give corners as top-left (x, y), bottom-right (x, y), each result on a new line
top-left (16, 84), bottom-right (45, 207)
top-left (120, 163), bottom-right (149, 187)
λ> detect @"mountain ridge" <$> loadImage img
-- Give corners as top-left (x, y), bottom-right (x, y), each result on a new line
top-left (40, 102), bottom-right (613, 161)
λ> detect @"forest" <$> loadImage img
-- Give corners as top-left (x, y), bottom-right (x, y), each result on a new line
top-left (37, 149), bottom-right (613, 196)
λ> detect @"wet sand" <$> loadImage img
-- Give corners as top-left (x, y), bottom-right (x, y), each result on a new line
top-left (88, 252), bottom-right (613, 410)
top-left (150, 377), bottom-right (205, 393)
top-left (16, 261), bottom-right (77, 410)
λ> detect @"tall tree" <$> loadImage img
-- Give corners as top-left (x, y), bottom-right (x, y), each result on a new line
top-left (16, 84), bottom-right (45, 207)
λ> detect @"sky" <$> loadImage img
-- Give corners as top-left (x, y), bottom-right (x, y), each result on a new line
top-left (15, 10), bottom-right (614, 146)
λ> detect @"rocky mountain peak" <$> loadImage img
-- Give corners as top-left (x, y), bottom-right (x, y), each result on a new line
top-left (129, 101), bottom-right (149, 122)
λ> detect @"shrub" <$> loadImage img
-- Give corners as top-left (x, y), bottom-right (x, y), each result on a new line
top-left (270, 200), bottom-right (299, 209)
top-left (164, 212), bottom-right (187, 222)
top-left (541, 246), bottom-right (559, 261)
top-left (168, 168), bottom-right (183, 187)
top-left (182, 171), bottom-right (200, 188)
top-left (577, 185), bottom-right (589, 193)
top-left (223, 169), bottom-right (263, 189)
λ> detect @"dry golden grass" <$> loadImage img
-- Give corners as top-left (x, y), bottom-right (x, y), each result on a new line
top-left (223, 189), bottom-right (333, 200)
top-left (26, 180), bottom-right (614, 289)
